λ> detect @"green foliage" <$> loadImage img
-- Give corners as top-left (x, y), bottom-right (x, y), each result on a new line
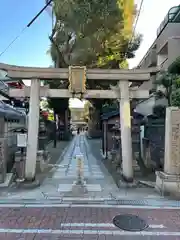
top-left (153, 105), bottom-right (166, 118)
top-left (155, 70), bottom-right (180, 107)
top-left (47, 0), bottom-right (141, 112)
top-left (172, 89), bottom-right (180, 107)
top-left (40, 99), bottom-right (49, 110)
top-left (43, 79), bottom-right (69, 113)
top-left (102, 101), bottom-right (118, 113)
top-left (50, 0), bottom-right (140, 69)
top-left (168, 56), bottom-right (180, 74)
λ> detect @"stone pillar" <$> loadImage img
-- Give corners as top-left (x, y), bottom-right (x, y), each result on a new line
top-left (103, 120), bottom-right (108, 158)
top-left (156, 107), bottom-right (180, 195)
top-left (88, 108), bottom-right (101, 138)
top-left (25, 79), bottom-right (40, 181)
top-left (65, 109), bottom-right (70, 139)
top-left (119, 81), bottom-right (133, 181)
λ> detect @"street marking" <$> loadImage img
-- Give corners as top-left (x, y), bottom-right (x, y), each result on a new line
top-left (0, 228), bottom-right (178, 236)
top-left (149, 224), bottom-right (165, 229)
top-left (61, 223), bottom-right (166, 229)
top-left (58, 184), bottom-right (72, 192)
top-left (0, 203), bottom-right (179, 209)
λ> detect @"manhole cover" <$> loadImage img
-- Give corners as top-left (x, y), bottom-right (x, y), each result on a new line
top-left (113, 214), bottom-right (149, 232)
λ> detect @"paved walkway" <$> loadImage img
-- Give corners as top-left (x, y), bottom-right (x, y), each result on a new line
top-left (0, 133), bottom-right (175, 205)
top-left (40, 133), bottom-right (120, 199)
top-left (0, 134), bottom-right (118, 201)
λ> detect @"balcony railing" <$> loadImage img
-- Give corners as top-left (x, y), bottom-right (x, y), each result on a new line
top-left (157, 5), bottom-right (180, 37)
top-left (160, 58), bottom-right (168, 70)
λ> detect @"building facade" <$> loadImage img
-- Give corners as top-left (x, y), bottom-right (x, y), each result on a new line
top-left (135, 5), bottom-right (180, 116)
top-left (138, 5), bottom-right (180, 70)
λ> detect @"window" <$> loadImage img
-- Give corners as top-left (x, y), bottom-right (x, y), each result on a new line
top-left (157, 5), bottom-right (180, 37)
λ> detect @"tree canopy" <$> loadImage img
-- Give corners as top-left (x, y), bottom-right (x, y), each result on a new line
top-left (168, 56), bottom-right (180, 74)
top-left (46, 0), bottom-right (141, 112)
top-left (154, 70), bottom-right (180, 107)
top-left (49, 0), bottom-right (141, 69)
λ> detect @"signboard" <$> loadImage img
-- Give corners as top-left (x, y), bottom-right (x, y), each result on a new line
top-left (17, 134), bottom-right (27, 148)
top-left (69, 66), bottom-right (86, 94)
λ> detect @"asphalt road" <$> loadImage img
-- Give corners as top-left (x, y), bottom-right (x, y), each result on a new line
top-left (0, 204), bottom-right (180, 239)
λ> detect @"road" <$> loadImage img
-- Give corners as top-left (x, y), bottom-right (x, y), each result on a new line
top-left (0, 204), bottom-right (180, 239)
top-left (1, 134), bottom-right (180, 239)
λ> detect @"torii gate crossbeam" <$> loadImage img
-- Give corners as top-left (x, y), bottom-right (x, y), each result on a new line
top-left (9, 87), bottom-right (149, 99)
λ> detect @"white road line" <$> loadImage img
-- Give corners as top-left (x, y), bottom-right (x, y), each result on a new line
top-left (61, 223), bottom-right (165, 229)
top-left (149, 224), bottom-right (165, 229)
top-left (0, 203), bottom-right (179, 209)
top-left (0, 228), bottom-right (178, 236)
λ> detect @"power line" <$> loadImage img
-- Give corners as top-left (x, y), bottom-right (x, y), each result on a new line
top-left (0, 0), bottom-right (53, 58)
top-left (0, 27), bottom-right (27, 58)
top-left (132, 0), bottom-right (144, 39)
top-left (125, 0), bottom-right (144, 58)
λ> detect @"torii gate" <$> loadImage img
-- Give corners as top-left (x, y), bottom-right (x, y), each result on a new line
top-left (0, 63), bottom-right (159, 183)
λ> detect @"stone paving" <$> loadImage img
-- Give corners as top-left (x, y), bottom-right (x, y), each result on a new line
top-left (41, 133), bottom-right (122, 200)
top-left (0, 133), bottom-right (174, 205)
top-left (0, 133), bottom-right (120, 201)
top-left (0, 205), bottom-right (179, 239)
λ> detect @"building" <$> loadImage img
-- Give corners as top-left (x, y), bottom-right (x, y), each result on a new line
top-left (135, 5), bottom-right (180, 116)
top-left (138, 5), bottom-right (180, 70)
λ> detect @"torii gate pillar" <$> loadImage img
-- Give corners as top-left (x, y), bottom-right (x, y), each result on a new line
top-left (25, 79), bottom-right (40, 181)
top-left (119, 80), bottom-right (133, 181)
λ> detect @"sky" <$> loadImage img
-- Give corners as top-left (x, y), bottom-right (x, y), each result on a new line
top-left (0, 0), bottom-right (180, 107)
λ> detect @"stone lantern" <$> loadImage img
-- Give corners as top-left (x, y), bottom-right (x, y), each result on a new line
top-left (110, 120), bottom-right (122, 172)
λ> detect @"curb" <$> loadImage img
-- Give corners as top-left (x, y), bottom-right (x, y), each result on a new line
top-left (0, 197), bottom-right (179, 207)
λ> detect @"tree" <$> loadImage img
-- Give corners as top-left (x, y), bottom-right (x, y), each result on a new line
top-left (168, 56), bottom-right (180, 74)
top-left (40, 99), bottom-right (49, 110)
top-left (46, 0), bottom-right (141, 113)
top-left (154, 70), bottom-right (180, 107)
top-left (43, 79), bottom-right (69, 113)
top-left (49, 0), bottom-right (141, 69)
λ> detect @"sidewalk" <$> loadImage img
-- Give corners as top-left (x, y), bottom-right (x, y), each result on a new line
top-left (0, 140), bottom-right (70, 200)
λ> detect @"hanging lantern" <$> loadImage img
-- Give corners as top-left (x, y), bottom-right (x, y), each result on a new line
top-left (68, 66), bottom-right (86, 97)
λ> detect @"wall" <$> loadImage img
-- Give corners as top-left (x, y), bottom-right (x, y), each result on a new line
top-left (143, 118), bottom-right (165, 168)
top-left (168, 37), bottom-right (180, 66)
top-left (156, 23), bottom-right (180, 53)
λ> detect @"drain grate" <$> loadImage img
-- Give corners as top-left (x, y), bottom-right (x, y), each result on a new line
top-left (113, 214), bottom-right (149, 232)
